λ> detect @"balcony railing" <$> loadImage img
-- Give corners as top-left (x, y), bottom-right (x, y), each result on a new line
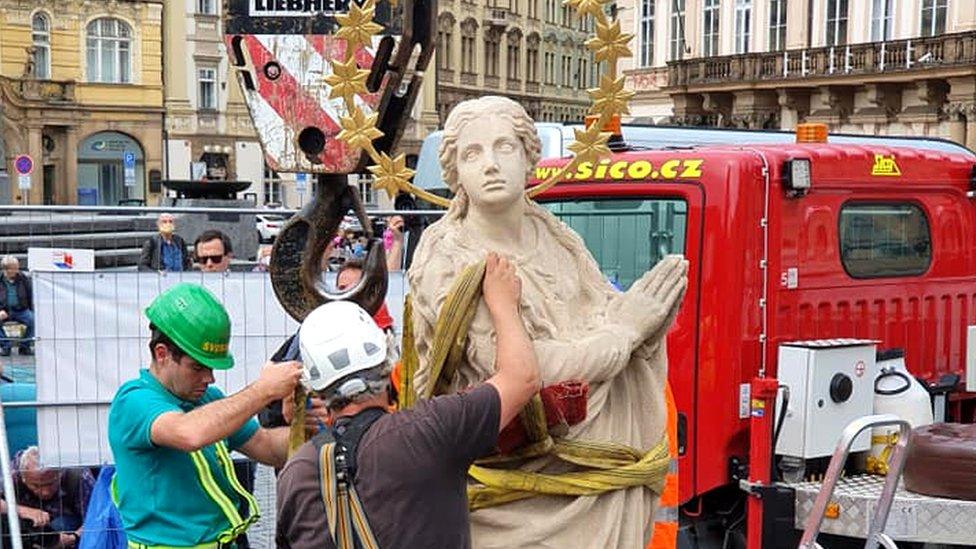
top-left (667, 31), bottom-right (976, 88)
top-left (460, 72), bottom-right (478, 86)
top-left (507, 78), bottom-right (521, 91)
top-left (485, 75), bottom-right (500, 88)
top-left (2, 77), bottom-right (76, 103)
top-left (526, 81), bottom-right (540, 94)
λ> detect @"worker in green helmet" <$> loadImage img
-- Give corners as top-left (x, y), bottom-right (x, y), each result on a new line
top-left (108, 282), bottom-right (303, 549)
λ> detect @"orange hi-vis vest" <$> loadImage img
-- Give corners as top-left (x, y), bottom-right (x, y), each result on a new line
top-left (648, 383), bottom-right (679, 549)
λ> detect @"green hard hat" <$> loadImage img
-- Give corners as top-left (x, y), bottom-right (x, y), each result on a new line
top-left (145, 283), bottom-right (234, 370)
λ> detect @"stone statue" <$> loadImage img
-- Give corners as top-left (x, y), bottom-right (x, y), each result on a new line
top-left (407, 95), bottom-right (688, 548)
top-left (22, 46), bottom-right (36, 79)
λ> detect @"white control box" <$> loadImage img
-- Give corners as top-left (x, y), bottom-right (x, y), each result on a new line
top-left (775, 339), bottom-right (878, 459)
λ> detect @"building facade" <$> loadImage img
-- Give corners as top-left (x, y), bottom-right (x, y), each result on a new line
top-left (161, 0), bottom-right (266, 204)
top-left (0, 0), bottom-right (165, 206)
top-left (428, 0), bottom-right (597, 126)
top-left (620, 0), bottom-right (976, 149)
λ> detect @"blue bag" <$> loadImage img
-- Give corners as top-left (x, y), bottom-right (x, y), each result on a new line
top-left (79, 466), bottom-right (127, 549)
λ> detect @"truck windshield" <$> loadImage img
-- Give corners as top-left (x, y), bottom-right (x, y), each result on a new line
top-left (542, 198), bottom-right (688, 290)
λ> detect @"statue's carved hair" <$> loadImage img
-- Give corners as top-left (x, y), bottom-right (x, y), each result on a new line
top-left (439, 96), bottom-right (542, 217)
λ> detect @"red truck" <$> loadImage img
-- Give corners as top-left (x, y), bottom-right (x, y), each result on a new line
top-left (530, 127), bottom-right (976, 548)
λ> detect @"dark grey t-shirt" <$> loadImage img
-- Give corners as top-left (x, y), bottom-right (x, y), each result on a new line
top-left (276, 383), bottom-right (501, 549)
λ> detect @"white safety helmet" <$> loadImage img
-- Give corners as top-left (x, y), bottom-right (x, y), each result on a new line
top-left (299, 301), bottom-right (389, 395)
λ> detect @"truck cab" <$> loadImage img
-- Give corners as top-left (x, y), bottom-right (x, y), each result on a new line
top-left (529, 133), bottom-right (976, 546)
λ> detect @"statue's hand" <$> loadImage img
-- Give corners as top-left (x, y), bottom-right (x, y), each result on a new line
top-left (609, 255), bottom-right (688, 345)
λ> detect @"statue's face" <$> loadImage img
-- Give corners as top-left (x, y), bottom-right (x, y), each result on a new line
top-left (455, 116), bottom-right (526, 211)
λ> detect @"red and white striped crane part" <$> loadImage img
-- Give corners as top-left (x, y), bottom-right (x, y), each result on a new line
top-left (229, 34), bottom-right (386, 174)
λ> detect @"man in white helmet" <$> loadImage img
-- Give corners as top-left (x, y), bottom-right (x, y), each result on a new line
top-left (276, 252), bottom-right (539, 549)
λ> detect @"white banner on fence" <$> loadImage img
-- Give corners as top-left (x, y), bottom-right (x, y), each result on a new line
top-left (33, 270), bottom-right (409, 467)
top-left (28, 248), bottom-right (96, 272)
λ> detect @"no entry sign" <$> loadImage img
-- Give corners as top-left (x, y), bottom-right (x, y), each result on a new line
top-left (14, 154), bottom-right (33, 175)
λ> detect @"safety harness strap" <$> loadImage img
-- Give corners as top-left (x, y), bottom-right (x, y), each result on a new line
top-left (319, 442), bottom-right (381, 549)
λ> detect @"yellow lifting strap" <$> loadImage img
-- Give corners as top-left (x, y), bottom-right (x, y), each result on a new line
top-left (288, 385), bottom-right (308, 458)
top-left (400, 260), bottom-right (670, 511)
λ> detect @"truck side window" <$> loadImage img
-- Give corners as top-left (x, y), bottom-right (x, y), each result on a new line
top-left (542, 198), bottom-right (687, 290)
top-left (839, 203), bottom-right (932, 278)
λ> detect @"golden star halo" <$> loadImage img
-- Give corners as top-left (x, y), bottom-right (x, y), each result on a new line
top-left (368, 152), bottom-right (416, 200)
top-left (326, 0), bottom-right (632, 207)
top-left (586, 19), bottom-right (633, 64)
top-left (589, 75), bottom-right (635, 115)
top-left (337, 110), bottom-right (384, 151)
top-left (335, 2), bottom-right (384, 51)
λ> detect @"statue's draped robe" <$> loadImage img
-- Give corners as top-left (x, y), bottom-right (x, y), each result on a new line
top-left (408, 201), bottom-right (668, 549)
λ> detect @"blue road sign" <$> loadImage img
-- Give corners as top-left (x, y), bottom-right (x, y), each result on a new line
top-left (14, 155), bottom-right (33, 175)
top-left (123, 151), bottom-right (136, 169)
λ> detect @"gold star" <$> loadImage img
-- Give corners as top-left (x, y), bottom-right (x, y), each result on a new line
top-left (585, 19), bottom-right (633, 63)
top-left (562, 0), bottom-right (610, 18)
top-left (336, 0), bottom-right (384, 51)
top-left (566, 124), bottom-right (612, 165)
top-left (324, 57), bottom-right (371, 104)
top-left (588, 75), bottom-right (634, 115)
top-left (337, 110), bottom-right (384, 151)
top-left (368, 152), bottom-right (415, 199)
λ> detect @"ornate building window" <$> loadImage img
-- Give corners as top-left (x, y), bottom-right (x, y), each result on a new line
top-left (768, 0), bottom-right (787, 51)
top-left (484, 30), bottom-right (500, 77)
top-left (871, 0), bottom-right (894, 42)
top-left (507, 30), bottom-right (522, 79)
top-left (86, 18), bottom-right (132, 83)
top-left (437, 14), bottom-right (455, 70)
top-left (526, 34), bottom-right (540, 82)
top-left (198, 0), bottom-right (217, 14)
top-left (920, 0), bottom-right (948, 37)
top-left (702, 0), bottom-right (720, 57)
top-left (460, 19), bottom-right (478, 74)
top-left (825, 0), bottom-right (849, 46)
top-left (31, 12), bottom-right (51, 79)
top-left (734, 0), bottom-right (752, 54)
top-left (670, 0), bottom-right (686, 61)
top-left (198, 66), bottom-right (217, 110)
top-left (639, 0), bottom-right (654, 67)
top-left (544, 51), bottom-right (555, 84)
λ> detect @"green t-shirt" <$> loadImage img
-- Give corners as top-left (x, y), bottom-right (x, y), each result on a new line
top-left (108, 369), bottom-right (259, 546)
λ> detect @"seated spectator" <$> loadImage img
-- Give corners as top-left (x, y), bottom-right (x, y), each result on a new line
top-left (193, 230), bottom-right (233, 273)
top-left (0, 256), bottom-right (33, 357)
top-left (0, 447), bottom-right (94, 548)
top-left (138, 214), bottom-right (191, 272)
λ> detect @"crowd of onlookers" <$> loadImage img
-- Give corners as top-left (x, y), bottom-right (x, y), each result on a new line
top-left (139, 213), bottom-right (405, 275)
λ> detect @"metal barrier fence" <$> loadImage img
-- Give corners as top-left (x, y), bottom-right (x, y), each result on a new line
top-left (0, 199), bottom-right (682, 547)
top-left (0, 205), bottom-right (443, 549)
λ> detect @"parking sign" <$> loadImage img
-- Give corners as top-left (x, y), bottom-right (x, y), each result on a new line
top-left (123, 151), bottom-right (136, 187)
